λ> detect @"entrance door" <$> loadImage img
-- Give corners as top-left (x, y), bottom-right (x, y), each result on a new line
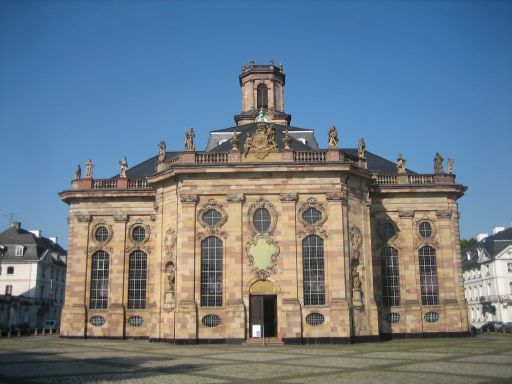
top-left (249, 295), bottom-right (277, 338)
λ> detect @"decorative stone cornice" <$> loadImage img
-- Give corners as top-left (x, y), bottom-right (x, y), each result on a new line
top-left (326, 192), bottom-right (344, 201)
top-left (180, 194), bottom-right (199, 203)
top-left (279, 193), bottom-right (298, 202)
top-left (76, 215), bottom-right (91, 223)
top-left (436, 210), bottom-right (452, 219)
top-left (398, 210), bottom-right (415, 219)
top-left (226, 193), bottom-right (245, 203)
top-left (113, 214), bottom-right (128, 223)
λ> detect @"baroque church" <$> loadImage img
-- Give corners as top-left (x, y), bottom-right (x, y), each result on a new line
top-left (60, 62), bottom-right (469, 343)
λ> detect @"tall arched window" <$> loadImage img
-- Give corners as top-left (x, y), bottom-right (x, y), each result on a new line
top-left (419, 246), bottom-right (439, 305)
top-left (257, 83), bottom-right (268, 109)
top-left (302, 235), bottom-right (325, 306)
top-left (201, 236), bottom-right (223, 307)
top-left (380, 246), bottom-right (400, 306)
top-left (90, 250), bottom-right (109, 309)
top-left (128, 250), bottom-right (147, 309)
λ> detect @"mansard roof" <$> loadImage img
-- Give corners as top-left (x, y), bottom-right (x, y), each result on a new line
top-left (461, 227), bottom-right (512, 270)
top-left (0, 226), bottom-right (67, 264)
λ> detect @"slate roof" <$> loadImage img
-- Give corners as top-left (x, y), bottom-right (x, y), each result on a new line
top-left (461, 227), bottom-right (512, 271)
top-left (111, 152), bottom-right (181, 180)
top-left (0, 226), bottom-right (67, 265)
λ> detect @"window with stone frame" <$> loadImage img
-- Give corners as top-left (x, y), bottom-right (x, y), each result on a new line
top-left (419, 246), bottom-right (439, 305)
top-left (90, 250), bottom-right (110, 309)
top-left (200, 236), bottom-right (223, 307)
top-left (257, 83), bottom-right (268, 109)
top-left (302, 235), bottom-right (326, 306)
top-left (128, 250), bottom-right (147, 310)
top-left (380, 246), bottom-right (400, 306)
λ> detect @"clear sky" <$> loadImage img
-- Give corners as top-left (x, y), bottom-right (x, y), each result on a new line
top-left (0, 0), bottom-right (511, 247)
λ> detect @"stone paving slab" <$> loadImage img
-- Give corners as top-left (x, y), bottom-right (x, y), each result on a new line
top-left (284, 356), bottom-right (406, 368)
top-left (393, 361), bottom-right (512, 378)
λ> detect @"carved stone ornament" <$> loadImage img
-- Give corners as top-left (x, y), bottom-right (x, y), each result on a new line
top-left (297, 197), bottom-right (328, 237)
top-left (349, 226), bottom-right (362, 262)
top-left (326, 192), bottom-right (344, 201)
top-left (197, 199), bottom-right (228, 240)
top-left (248, 198), bottom-right (278, 235)
top-left (226, 193), bottom-right (245, 203)
top-left (243, 122), bottom-right (278, 159)
top-left (279, 193), bottom-right (298, 202)
top-left (436, 210), bottom-right (452, 219)
top-left (163, 228), bottom-right (177, 311)
top-left (90, 221), bottom-right (113, 244)
top-left (398, 210), bottom-right (415, 219)
top-left (413, 218), bottom-right (439, 248)
top-left (113, 215), bottom-right (128, 223)
top-left (246, 234), bottom-right (280, 279)
top-left (76, 215), bottom-right (91, 223)
top-left (180, 194), bottom-right (199, 204)
top-left (88, 244), bottom-right (113, 257)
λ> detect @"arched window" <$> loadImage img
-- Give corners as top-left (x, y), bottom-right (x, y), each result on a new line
top-left (380, 246), bottom-right (400, 306)
top-left (201, 236), bottom-right (223, 307)
top-left (419, 246), bottom-right (439, 305)
top-left (128, 250), bottom-right (147, 309)
top-left (90, 250), bottom-right (109, 309)
top-left (302, 235), bottom-right (325, 306)
top-left (257, 83), bottom-right (268, 109)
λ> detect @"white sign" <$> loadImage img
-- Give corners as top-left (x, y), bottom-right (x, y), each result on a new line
top-left (252, 324), bottom-right (262, 338)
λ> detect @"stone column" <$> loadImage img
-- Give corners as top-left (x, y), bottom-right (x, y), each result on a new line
top-left (279, 193), bottom-right (302, 340)
top-left (224, 194), bottom-right (246, 341)
top-left (61, 214), bottom-right (91, 338)
top-left (175, 194), bottom-right (198, 341)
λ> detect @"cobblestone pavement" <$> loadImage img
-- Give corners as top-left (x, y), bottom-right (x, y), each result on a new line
top-left (1, 334), bottom-right (512, 383)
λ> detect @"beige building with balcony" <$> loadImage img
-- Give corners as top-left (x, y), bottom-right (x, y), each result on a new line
top-left (59, 62), bottom-right (469, 343)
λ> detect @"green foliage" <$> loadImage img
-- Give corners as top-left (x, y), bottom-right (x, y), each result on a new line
top-left (461, 237), bottom-right (477, 250)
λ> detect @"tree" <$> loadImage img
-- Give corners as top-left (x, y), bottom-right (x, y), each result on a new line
top-left (461, 237), bottom-right (477, 250)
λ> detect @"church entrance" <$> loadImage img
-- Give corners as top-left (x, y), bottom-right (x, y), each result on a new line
top-left (249, 294), bottom-right (277, 338)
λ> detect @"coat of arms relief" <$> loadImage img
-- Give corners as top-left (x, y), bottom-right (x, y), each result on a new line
top-left (243, 122), bottom-right (278, 160)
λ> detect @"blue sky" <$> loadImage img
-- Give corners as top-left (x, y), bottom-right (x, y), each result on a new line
top-left (0, 0), bottom-right (511, 246)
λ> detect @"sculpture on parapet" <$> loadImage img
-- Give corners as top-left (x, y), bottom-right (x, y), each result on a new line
top-left (396, 153), bottom-right (407, 174)
top-left (358, 138), bottom-right (366, 159)
top-left (434, 152), bottom-right (444, 174)
top-left (447, 158), bottom-right (454, 175)
top-left (230, 130), bottom-right (239, 151)
top-left (73, 164), bottom-right (81, 180)
top-left (185, 128), bottom-right (195, 151)
top-left (119, 156), bottom-right (128, 178)
top-left (282, 128), bottom-right (291, 149)
top-left (244, 134), bottom-right (253, 157)
top-left (85, 159), bottom-right (94, 178)
top-left (158, 140), bottom-right (166, 162)
top-left (328, 125), bottom-right (339, 149)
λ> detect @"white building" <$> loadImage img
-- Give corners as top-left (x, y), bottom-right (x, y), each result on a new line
top-left (0, 222), bottom-right (67, 329)
top-left (462, 227), bottom-right (512, 326)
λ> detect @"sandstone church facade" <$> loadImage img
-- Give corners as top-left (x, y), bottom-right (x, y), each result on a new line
top-left (60, 62), bottom-right (469, 343)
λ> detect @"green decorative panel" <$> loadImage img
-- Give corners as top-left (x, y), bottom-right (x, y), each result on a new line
top-left (247, 235), bottom-right (280, 279)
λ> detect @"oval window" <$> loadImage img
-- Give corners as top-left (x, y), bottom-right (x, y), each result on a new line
top-left (95, 226), bottom-right (109, 243)
top-left (424, 312), bottom-right (439, 323)
top-left (253, 208), bottom-right (271, 233)
top-left (419, 222), bottom-right (432, 238)
top-left (127, 316), bottom-right (144, 327)
top-left (202, 209), bottom-right (222, 227)
top-left (90, 316), bottom-right (105, 327)
top-left (302, 207), bottom-right (322, 225)
top-left (202, 314), bottom-right (221, 327)
top-left (305, 313), bottom-right (325, 326)
top-left (132, 226), bottom-right (146, 242)
top-left (384, 313), bottom-right (401, 324)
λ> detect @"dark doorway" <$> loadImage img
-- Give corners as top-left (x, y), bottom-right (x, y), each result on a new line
top-left (249, 295), bottom-right (277, 338)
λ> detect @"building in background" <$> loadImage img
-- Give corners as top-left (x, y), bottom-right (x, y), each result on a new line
top-left (462, 227), bottom-right (512, 327)
top-left (60, 62), bottom-right (468, 343)
top-left (0, 222), bottom-right (67, 329)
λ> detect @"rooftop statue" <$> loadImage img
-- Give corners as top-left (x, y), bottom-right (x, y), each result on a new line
top-left (185, 128), bottom-right (195, 151)
top-left (73, 164), bottom-right (81, 181)
top-left (158, 140), bottom-right (166, 162)
top-left (119, 156), bottom-right (128, 178)
top-left (434, 152), bottom-right (444, 174)
top-left (256, 108), bottom-right (268, 123)
top-left (358, 138), bottom-right (366, 159)
top-left (85, 159), bottom-right (94, 178)
top-left (328, 125), bottom-right (339, 149)
top-left (396, 153), bottom-right (407, 174)
top-left (447, 158), bottom-right (454, 175)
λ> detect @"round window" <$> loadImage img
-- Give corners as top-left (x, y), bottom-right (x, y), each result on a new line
top-left (305, 313), bottom-right (325, 326)
top-left (202, 314), bottom-right (221, 327)
top-left (253, 208), bottom-right (271, 233)
top-left (384, 313), bottom-right (401, 324)
top-left (302, 207), bottom-right (322, 225)
top-left (94, 226), bottom-right (109, 243)
top-left (419, 222), bottom-right (432, 238)
top-left (127, 316), bottom-right (144, 327)
top-left (132, 226), bottom-right (146, 242)
top-left (380, 221), bottom-right (396, 241)
top-left (202, 209), bottom-right (222, 227)
top-left (90, 316), bottom-right (105, 327)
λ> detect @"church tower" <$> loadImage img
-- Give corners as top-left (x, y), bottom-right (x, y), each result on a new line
top-left (234, 60), bottom-right (292, 126)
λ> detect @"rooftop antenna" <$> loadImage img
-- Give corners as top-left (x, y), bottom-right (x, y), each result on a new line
top-left (3, 212), bottom-right (19, 226)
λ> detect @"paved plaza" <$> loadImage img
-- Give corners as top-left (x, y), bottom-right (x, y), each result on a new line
top-left (1, 334), bottom-right (512, 383)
